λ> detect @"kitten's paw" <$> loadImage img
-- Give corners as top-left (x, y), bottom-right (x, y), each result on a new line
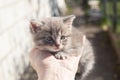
top-left (55, 52), bottom-right (68, 60)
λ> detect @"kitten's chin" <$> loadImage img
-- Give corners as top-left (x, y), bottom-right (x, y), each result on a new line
top-left (47, 48), bottom-right (62, 52)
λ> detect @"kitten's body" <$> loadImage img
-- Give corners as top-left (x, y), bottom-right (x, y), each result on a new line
top-left (30, 15), bottom-right (95, 80)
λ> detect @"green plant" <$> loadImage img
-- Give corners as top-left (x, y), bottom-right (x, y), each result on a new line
top-left (65, 0), bottom-right (73, 15)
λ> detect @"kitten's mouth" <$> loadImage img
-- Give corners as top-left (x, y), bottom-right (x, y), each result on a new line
top-left (52, 48), bottom-right (61, 52)
top-left (47, 47), bottom-right (62, 53)
top-left (54, 46), bottom-right (60, 49)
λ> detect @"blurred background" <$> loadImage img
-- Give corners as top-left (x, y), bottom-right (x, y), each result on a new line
top-left (0, 0), bottom-right (120, 80)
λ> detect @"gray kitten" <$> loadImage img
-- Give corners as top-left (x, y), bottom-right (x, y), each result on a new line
top-left (30, 15), bottom-right (95, 80)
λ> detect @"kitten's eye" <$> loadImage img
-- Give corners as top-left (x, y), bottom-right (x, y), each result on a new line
top-left (61, 36), bottom-right (66, 40)
top-left (45, 37), bottom-right (53, 42)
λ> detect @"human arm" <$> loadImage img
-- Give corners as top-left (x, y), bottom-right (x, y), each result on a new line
top-left (29, 48), bottom-right (81, 80)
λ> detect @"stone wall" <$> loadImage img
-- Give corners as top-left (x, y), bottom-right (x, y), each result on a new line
top-left (0, 0), bottom-right (66, 80)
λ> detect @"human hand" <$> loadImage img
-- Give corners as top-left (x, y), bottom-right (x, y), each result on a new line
top-left (29, 48), bottom-right (81, 80)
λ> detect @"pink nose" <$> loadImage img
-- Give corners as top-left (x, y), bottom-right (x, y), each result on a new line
top-left (55, 44), bottom-right (60, 48)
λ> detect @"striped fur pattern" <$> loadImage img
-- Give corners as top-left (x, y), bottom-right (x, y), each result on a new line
top-left (30, 15), bottom-right (95, 80)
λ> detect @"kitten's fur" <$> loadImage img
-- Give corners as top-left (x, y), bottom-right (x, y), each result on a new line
top-left (30, 15), bottom-right (95, 80)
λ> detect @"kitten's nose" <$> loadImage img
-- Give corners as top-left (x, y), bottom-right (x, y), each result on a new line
top-left (55, 44), bottom-right (60, 48)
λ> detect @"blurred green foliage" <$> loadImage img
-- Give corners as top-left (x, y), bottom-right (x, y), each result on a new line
top-left (66, 4), bottom-right (72, 15)
top-left (100, 1), bottom-right (120, 33)
top-left (65, 0), bottom-right (73, 15)
top-left (116, 19), bottom-right (120, 33)
top-left (116, 40), bottom-right (120, 49)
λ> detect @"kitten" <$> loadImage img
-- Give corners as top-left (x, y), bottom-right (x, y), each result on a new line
top-left (30, 15), bottom-right (95, 80)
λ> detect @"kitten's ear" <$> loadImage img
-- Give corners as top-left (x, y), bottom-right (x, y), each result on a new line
top-left (63, 15), bottom-right (76, 25)
top-left (30, 19), bottom-right (44, 33)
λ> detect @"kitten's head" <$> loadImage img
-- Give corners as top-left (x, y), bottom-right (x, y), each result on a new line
top-left (30, 15), bottom-right (75, 52)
